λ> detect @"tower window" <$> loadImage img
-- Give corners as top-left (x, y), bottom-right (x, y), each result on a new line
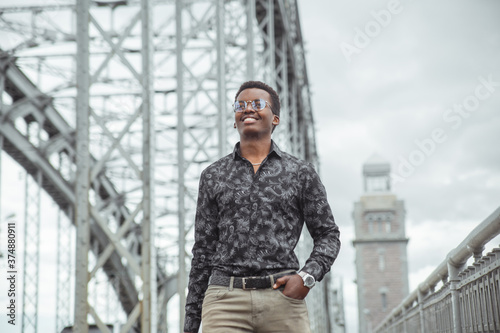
top-left (364, 212), bottom-right (394, 234)
top-left (366, 176), bottom-right (389, 192)
top-left (379, 287), bottom-right (389, 311)
top-left (378, 249), bottom-right (386, 271)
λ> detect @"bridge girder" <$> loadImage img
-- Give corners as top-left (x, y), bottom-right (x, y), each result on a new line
top-left (0, 0), bottom-right (323, 331)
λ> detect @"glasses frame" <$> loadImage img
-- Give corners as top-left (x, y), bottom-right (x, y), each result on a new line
top-left (232, 98), bottom-right (274, 113)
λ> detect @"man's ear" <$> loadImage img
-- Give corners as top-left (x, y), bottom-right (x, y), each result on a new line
top-left (273, 115), bottom-right (280, 126)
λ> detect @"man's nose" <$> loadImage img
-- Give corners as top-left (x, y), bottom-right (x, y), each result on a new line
top-left (243, 103), bottom-right (255, 112)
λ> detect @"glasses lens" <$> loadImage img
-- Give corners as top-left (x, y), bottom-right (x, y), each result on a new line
top-left (252, 99), bottom-right (266, 110)
top-left (233, 101), bottom-right (246, 112)
top-left (233, 99), bottom-right (268, 112)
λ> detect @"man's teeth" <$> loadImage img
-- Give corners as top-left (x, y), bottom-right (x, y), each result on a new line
top-left (243, 118), bottom-right (257, 123)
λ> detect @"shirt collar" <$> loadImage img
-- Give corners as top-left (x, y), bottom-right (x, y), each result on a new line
top-left (232, 140), bottom-right (282, 160)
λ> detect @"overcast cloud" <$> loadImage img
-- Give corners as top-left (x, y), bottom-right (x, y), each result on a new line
top-left (298, 0), bottom-right (500, 331)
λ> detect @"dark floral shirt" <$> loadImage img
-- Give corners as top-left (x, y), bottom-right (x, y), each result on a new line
top-left (184, 141), bottom-right (340, 333)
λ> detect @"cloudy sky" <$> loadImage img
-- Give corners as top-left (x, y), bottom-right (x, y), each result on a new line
top-left (298, 0), bottom-right (500, 331)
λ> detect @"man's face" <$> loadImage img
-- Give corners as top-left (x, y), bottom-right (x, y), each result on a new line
top-left (234, 88), bottom-right (279, 138)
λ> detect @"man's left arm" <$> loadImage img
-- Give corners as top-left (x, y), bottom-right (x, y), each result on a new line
top-left (299, 163), bottom-right (341, 281)
top-left (273, 163), bottom-right (340, 298)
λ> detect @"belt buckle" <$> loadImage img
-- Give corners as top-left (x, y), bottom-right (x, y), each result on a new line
top-left (242, 277), bottom-right (258, 290)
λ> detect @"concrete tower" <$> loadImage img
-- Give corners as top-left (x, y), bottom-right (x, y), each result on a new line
top-left (353, 154), bottom-right (409, 332)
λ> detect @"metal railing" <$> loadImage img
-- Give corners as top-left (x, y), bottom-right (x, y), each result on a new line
top-left (375, 206), bottom-right (500, 333)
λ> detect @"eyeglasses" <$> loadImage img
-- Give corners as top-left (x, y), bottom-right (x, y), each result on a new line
top-left (232, 99), bottom-right (273, 113)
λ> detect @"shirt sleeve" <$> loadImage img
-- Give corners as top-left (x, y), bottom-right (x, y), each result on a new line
top-left (184, 169), bottom-right (219, 333)
top-left (299, 163), bottom-right (341, 281)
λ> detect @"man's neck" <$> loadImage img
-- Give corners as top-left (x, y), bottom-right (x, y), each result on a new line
top-left (239, 137), bottom-right (272, 163)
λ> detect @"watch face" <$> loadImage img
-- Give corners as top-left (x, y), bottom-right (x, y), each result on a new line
top-left (305, 276), bottom-right (315, 287)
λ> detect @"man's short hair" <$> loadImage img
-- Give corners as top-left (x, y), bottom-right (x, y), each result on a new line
top-left (234, 81), bottom-right (281, 117)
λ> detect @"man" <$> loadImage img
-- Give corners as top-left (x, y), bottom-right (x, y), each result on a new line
top-left (184, 81), bottom-right (340, 333)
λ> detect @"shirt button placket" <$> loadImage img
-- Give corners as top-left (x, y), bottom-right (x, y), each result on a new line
top-left (250, 182), bottom-right (259, 222)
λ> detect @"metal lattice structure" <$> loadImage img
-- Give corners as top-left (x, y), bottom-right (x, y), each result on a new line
top-left (0, 0), bottom-right (341, 332)
top-left (55, 207), bottom-right (74, 333)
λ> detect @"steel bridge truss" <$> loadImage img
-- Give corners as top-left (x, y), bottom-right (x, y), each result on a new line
top-left (0, 0), bottom-right (325, 331)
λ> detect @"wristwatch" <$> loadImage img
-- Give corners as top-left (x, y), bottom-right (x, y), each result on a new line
top-left (298, 271), bottom-right (316, 289)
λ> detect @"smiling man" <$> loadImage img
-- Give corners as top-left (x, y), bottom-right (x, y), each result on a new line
top-left (184, 81), bottom-right (340, 333)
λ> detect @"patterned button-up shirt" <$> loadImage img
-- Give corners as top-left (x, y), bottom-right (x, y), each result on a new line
top-left (184, 141), bottom-right (340, 333)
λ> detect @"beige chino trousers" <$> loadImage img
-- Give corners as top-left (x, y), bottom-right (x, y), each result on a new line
top-left (201, 285), bottom-right (311, 333)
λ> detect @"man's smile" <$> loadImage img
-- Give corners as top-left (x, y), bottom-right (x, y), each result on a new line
top-left (241, 115), bottom-right (259, 123)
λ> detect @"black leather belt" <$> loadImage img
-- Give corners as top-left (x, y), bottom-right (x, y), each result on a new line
top-left (209, 270), bottom-right (296, 290)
